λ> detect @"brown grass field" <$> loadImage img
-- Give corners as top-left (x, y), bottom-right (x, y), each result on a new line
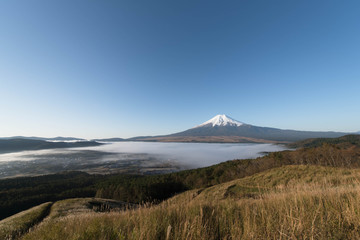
top-left (20, 165), bottom-right (360, 240)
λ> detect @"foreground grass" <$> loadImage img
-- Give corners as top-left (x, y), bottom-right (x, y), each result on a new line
top-left (47, 198), bottom-right (136, 219)
top-left (0, 202), bottom-right (52, 240)
top-left (22, 165), bottom-right (360, 240)
top-left (169, 164), bottom-right (360, 203)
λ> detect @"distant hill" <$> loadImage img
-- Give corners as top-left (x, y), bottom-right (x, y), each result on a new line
top-left (0, 139), bottom-right (103, 154)
top-left (132, 114), bottom-right (350, 143)
top-left (0, 136), bottom-right (85, 141)
top-left (288, 134), bottom-right (360, 148)
top-left (91, 138), bottom-right (125, 142)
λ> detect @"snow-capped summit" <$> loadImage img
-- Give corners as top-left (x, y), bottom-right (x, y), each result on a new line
top-left (195, 114), bottom-right (244, 128)
top-left (129, 114), bottom-right (350, 143)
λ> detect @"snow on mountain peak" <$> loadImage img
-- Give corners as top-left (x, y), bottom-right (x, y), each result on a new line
top-left (195, 114), bottom-right (244, 128)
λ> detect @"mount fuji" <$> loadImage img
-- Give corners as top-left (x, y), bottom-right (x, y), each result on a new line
top-left (130, 114), bottom-right (350, 143)
top-left (194, 114), bottom-right (244, 128)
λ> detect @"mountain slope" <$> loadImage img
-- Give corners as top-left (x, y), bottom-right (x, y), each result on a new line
top-left (171, 124), bottom-right (346, 142)
top-left (136, 114), bottom-right (349, 143)
top-left (195, 114), bottom-right (244, 127)
top-left (19, 165), bottom-right (360, 240)
top-left (0, 202), bottom-right (52, 240)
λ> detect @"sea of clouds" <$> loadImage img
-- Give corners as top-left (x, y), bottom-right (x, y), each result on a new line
top-left (0, 142), bottom-right (287, 178)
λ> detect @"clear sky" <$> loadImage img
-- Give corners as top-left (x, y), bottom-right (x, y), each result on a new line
top-left (1, 1), bottom-right (360, 139)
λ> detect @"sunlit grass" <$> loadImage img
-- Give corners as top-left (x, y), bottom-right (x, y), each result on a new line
top-left (0, 202), bottom-right (52, 240)
top-left (21, 165), bottom-right (360, 239)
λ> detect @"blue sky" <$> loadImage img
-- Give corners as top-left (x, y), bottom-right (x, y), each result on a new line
top-left (1, 1), bottom-right (360, 138)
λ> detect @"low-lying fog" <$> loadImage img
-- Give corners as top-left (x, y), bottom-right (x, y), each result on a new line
top-left (0, 142), bottom-right (287, 179)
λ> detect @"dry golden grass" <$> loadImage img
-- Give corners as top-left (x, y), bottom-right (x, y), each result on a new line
top-left (47, 198), bottom-right (136, 219)
top-left (21, 165), bottom-right (360, 240)
top-left (0, 202), bottom-right (52, 240)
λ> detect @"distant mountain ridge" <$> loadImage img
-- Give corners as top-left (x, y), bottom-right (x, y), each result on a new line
top-left (91, 138), bottom-right (125, 142)
top-left (131, 114), bottom-right (351, 143)
top-left (0, 136), bottom-right (85, 141)
top-left (0, 139), bottom-right (102, 154)
top-left (3, 115), bottom-right (357, 144)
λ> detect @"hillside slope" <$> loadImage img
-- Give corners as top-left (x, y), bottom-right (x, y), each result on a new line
top-left (20, 165), bottom-right (360, 240)
top-left (289, 134), bottom-right (360, 148)
top-left (0, 202), bottom-right (52, 240)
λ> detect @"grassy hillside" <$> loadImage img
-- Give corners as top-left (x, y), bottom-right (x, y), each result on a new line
top-left (21, 165), bottom-right (360, 239)
top-left (0, 198), bottom-right (134, 240)
top-left (0, 171), bottom-right (98, 220)
top-left (3, 135), bottom-right (360, 239)
top-left (170, 165), bottom-right (360, 203)
top-left (46, 198), bottom-right (136, 219)
top-left (0, 202), bottom-right (52, 240)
